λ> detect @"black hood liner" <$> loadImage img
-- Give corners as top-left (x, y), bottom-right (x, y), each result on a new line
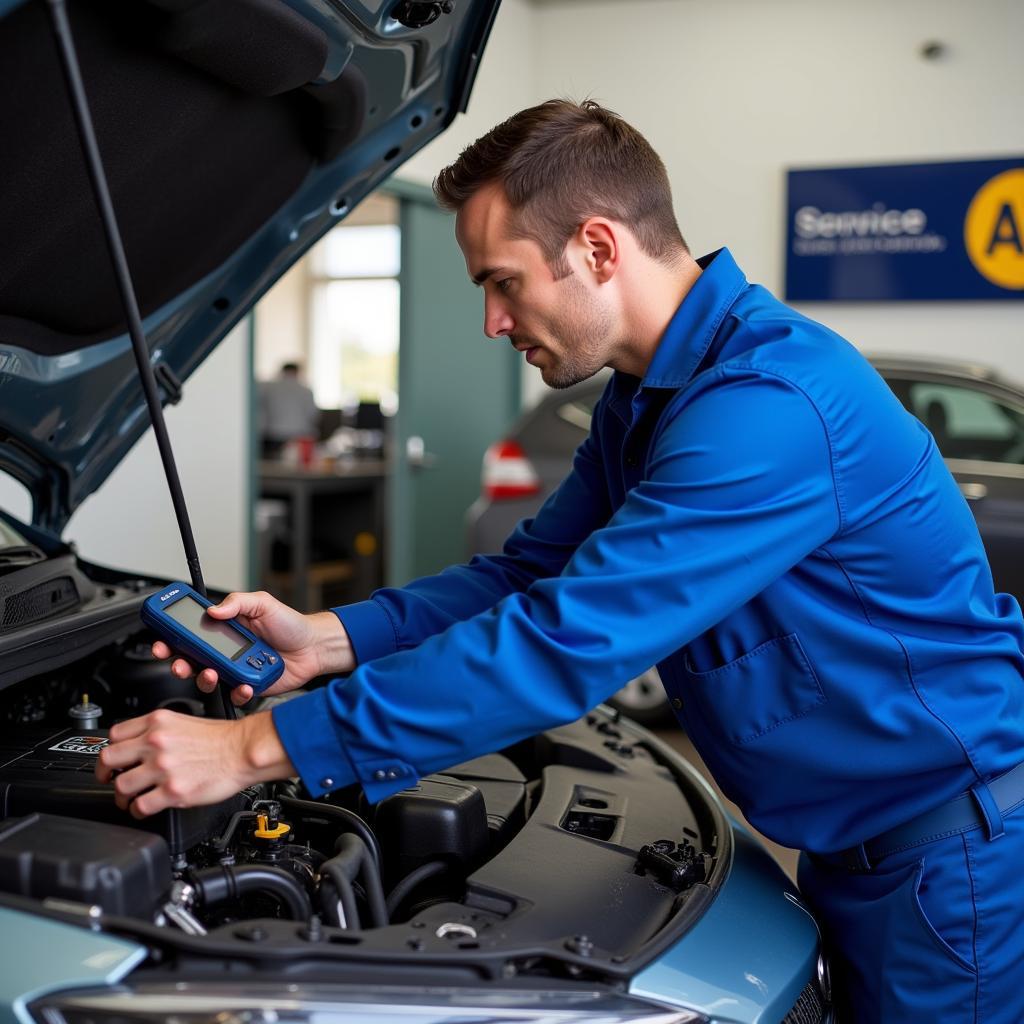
top-left (0, 0), bottom-right (366, 354)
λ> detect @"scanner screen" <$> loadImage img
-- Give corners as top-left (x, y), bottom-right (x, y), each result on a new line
top-left (165, 595), bottom-right (250, 659)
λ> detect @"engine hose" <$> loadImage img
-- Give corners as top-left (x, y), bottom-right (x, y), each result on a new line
top-left (340, 832), bottom-right (388, 928)
top-left (276, 796), bottom-right (382, 871)
top-left (191, 864), bottom-right (312, 922)
top-left (317, 833), bottom-right (387, 929)
top-left (319, 864), bottom-right (360, 929)
top-left (210, 809), bottom-right (258, 853)
top-left (385, 860), bottom-right (449, 919)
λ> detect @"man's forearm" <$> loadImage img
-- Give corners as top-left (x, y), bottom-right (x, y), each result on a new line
top-left (238, 711), bottom-right (296, 782)
top-left (308, 610), bottom-right (357, 675)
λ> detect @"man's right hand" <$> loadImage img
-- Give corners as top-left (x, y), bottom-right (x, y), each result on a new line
top-left (151, 591), bottom-right (356, 707)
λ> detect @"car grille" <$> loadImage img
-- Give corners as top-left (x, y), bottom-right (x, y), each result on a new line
top-left (783, 979), bottom-right (827, 1024)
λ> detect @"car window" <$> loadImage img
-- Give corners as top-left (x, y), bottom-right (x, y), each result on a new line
top-left (555, 399), bottom-right (595, 433)
top-left (0, 472), bottom-right (32, 527)
top-left (902, 381), bottom-right (1024, 465)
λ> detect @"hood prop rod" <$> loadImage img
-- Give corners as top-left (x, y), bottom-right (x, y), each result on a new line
top-left (45, 0), bottom-right (235, 724)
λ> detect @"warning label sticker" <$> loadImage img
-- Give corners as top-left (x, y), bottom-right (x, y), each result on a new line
top-left (48, 736), bottom-right (109, 756)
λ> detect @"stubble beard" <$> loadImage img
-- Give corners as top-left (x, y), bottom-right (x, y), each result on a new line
top-left (538, 275), bottom-right (616, 390)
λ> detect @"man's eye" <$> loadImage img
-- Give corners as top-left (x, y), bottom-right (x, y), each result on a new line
top-left (496, 278), bottom-right (513, 293)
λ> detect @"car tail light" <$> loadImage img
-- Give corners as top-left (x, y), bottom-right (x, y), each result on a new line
top-left (482, 440), bottom-right (541, 500)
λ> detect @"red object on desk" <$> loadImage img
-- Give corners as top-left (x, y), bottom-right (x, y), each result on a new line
top-left (297, 436), bottom-right (315, 467)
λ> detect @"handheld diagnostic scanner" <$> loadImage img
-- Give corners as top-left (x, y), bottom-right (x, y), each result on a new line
top-left (141, 583), bottom-right (285, 695)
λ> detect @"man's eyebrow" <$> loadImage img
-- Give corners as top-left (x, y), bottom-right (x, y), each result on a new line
top-left (472, 266), bottom-right (507, 286)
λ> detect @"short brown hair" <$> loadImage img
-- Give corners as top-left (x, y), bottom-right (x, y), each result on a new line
top-left (433, 99), bottom-right (687, 276)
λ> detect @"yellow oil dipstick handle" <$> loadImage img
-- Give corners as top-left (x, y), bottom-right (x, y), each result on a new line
top-left (254, 813), bottom-right (292, 840)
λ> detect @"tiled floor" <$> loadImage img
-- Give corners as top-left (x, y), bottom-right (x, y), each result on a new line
top-left (654, 728), bottom-right (801, 882)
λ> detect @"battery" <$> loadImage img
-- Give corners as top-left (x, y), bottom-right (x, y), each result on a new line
top-left (0, 725), bottom-right (244, 856)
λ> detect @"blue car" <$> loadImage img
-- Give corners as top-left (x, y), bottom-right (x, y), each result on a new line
top-left (0, 1), bottom-right (827, 1021)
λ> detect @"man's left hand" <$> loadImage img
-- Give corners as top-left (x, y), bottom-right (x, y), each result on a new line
top-left (95, 709), bottom-right (295, 818)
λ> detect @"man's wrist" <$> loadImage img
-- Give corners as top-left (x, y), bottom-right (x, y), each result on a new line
top-left (307, 610), bottom-right (355, 675)
top-left (237, 711), bottom-right (295, 783)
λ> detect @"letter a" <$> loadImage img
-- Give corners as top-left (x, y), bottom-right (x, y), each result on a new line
top-left (986, 202), bottom-right (1023, 255)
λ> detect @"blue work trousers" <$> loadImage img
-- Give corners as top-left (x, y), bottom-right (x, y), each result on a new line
top-left (798, 802), bottom-right (1024, 1022)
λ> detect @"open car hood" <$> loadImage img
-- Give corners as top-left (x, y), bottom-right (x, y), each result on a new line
top-left (0, 0), bottom-right (500, 535)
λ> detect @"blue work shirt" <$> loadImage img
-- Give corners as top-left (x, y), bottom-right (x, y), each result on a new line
top-left (273, 247), bottom-right (1024, 854)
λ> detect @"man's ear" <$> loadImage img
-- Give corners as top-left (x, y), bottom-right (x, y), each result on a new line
top-left (576, 218), bottom-right (620, 283)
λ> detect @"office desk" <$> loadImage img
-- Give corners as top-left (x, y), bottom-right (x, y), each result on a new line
top-left (258, 460), bottom-right (387, 612)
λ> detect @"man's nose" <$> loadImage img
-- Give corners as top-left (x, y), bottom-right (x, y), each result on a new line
top-left (484, 298), bottom-right (514, 339)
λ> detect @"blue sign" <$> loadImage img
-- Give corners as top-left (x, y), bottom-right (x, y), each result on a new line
top-left (785, 157), bottom-right (1024, 301)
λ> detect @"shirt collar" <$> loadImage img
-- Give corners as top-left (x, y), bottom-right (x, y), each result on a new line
top-left (605, 247), bottom-right (747, 424)
top-left (641, 247), bottom-right (747, 389)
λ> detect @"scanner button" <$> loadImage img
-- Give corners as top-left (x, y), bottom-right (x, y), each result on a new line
top-left (247, 656), bottom-right (265, 669)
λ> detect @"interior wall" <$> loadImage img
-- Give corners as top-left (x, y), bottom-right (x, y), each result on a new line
top-left (390, 0), bottom-right (1024, 409)
top-left (399, 0), bottom-right (547, 404)
top-left (530, 0), bottom-right (1024, 391)
top-left (65, 321), bottom-right (251, 592)
top-left (401, 0), bottom-right (538, 188)
top-left (255, 260), bottom-right (309, 382)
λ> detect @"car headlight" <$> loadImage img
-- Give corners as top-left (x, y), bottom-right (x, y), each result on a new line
top-left (32, 982), bottom-right (708, 1024)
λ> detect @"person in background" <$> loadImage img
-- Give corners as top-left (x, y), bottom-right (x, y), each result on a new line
top-left (258, 362), bottom-right (321, 460)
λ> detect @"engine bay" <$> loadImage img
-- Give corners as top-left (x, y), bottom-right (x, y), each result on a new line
top-left (0, 592), bottom-right (726, 983)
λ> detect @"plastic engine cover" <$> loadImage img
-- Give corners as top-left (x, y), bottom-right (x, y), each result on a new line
top-left (0, 812), bottom-right (171, 917)
top-left (372, 775), bottom-right (489, 884)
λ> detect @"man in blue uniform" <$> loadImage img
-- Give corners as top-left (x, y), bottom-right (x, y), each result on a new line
top-left (99, 100), bottom-right (1024, 1020)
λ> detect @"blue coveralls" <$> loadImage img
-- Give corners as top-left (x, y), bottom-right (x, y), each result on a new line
top-left (273, 248), bottom-right (1024, 1021)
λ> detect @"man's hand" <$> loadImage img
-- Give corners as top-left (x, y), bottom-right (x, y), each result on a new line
top-left (152, 590), bottom-right (356, 706)
top-left (95, 709), bottom-right (295, 817)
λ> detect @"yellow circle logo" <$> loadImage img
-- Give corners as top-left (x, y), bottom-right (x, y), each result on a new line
top-left (964, 168), bottom-right (1024, 290)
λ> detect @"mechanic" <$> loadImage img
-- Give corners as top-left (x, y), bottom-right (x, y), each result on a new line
top-left (98, 100), bottom-right (1024, 1022)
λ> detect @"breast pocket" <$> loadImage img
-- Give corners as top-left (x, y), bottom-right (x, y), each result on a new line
top-left (684, 633), bottom-right (827, 746)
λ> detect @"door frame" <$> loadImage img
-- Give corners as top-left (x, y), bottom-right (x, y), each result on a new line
top-left (384, 177), bottom-right (521, 585)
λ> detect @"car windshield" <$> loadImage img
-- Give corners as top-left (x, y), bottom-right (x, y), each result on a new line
top-left (905, 381), bottom-right (1024, 465)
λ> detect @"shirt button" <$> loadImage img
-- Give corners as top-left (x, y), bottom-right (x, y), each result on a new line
top-left (671, 698), bottom-right (683, 710)
top-left (373, 770), bottom-right (386, 781)
top-left (320, 777), bottom-right (335, 788)
top-left (624, 454), bottom-right (638, 468)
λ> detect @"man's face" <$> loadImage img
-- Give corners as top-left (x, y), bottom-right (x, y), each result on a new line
top-left (455, 183), bottom-right (617, 389)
